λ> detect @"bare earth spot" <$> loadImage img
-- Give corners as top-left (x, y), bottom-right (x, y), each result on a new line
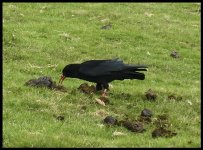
top-left (145, 89), bottom-right (157, 101)
top-left (101, 24), bottom-right (112, 30)
top-left (170, 50), bottom-right (180, 58)
top-left (122, 120), bottom-right (146, 133)
top-left (78, 83), bottom-right (96, 94)
top-left (152, 127), bottom-right (177, 138)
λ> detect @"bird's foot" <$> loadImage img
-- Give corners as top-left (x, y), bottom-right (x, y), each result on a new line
top-left (101, 89), bottom-right (108, 97)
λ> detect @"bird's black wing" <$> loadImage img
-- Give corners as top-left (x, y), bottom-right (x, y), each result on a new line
top-left (79, 59), bottom-right (147, 76)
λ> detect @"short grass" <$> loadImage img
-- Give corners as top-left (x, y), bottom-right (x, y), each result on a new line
top-left (3, 3), bottom-right (200, 148)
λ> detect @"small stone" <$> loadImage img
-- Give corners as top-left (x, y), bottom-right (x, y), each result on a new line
top-left (141, 108), bottom-right (153, 117)
top-left (103, 116), bottom-right (117, 125)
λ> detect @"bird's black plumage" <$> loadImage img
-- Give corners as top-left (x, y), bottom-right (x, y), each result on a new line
top-left (59, 59), bottom-right (148, 91)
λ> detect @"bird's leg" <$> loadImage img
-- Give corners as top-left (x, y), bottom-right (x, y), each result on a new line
top-left (96, 83), bottom-right (103, 91)
top-left (101, 89), bottom-right (108, 97)
top-left (96, 83), bottom-right (109, 97)
top-left (101, 83), bottom-right (109, 97)
top-left (102, 83), bottom-right (109, 90)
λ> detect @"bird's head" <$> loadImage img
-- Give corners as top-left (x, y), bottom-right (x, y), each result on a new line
top-left (59, 64), bottom-right (80, 84)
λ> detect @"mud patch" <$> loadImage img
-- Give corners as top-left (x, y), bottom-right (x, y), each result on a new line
top-left (78, 83), bottom-right (96, 94)
top-left (152, 127), bottom-right (177, 138)
top-left (121, 120), bottom-right (146, 133)
top-left (145, 89), bottom-right (157, 101)
top-left (25, 76), bottom-right (68, 92)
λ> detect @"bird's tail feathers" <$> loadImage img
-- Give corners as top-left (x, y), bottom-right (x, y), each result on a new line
top-left (124, 72), bottom-right (145, 80)
top-left (125, 65), bottom-right (148, 72)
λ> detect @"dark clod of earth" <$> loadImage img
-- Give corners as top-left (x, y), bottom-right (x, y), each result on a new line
top-left (103, 116), bottom-right (118, 125)
top-left (152, 127), bottom-right (177, 138)
top-left (25, 76), bottom-right (67, 92)
top-left (101, 24), bottom-right (112, 30)
top-left (78, 83), bottom-right (96, 94)
top-left (141, 108), bottom-right (153, 117)
top-left (122, 121), bottom-right (146, 133)
top-left (170, 50), bottom-right (180, 58)
top-left (145, 89), bottom-right (157, 100)
top-left (53, 115), bottom-right (65, 121)
top-left (168, 94), bottom-right (183, 101)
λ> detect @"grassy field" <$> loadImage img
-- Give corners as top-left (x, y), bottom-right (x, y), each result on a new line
top-left (3, 3), bottom-right (200, 148)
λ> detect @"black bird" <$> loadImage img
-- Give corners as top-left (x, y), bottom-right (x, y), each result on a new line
top-left (59, 59), bottom-right (148, 91)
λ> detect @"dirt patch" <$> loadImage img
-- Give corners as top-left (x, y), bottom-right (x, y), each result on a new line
top-left (152, 127), bottom-right (177, 138)
top-left (145, 89), bottom-right (157, 101)
top-left (78, 83), bottom-right (96, 94)
top-left (121, 120), bottom-right (146, 133)
top-left (25, 76), bottom-right (68, 92)
top-left (141, 108), bottom-right (153, 117)
top-left (53, 115), bottom-right (65, 121)
top-left (170, 50), bottom-right (180, 58)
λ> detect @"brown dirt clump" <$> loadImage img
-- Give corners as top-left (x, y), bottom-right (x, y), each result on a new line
top-left (152, 127), bottom-right (177, 138)
top-left (122, 120), bottom-right (146, 133)
top-left (170, 50), bottom-right (180, 58)
top-left (25, 76), bottom-right (68, 92)
top-left (145, 89), bottom-right (157, 100)
top-left (78, 83), bottom-right (96, 94)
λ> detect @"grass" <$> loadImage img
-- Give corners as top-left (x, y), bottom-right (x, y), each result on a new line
top-left (3, 2), bottom-right (200, 148)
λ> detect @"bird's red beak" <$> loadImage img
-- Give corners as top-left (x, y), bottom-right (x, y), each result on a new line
top-left (59, 75), bottom-right (66, 84)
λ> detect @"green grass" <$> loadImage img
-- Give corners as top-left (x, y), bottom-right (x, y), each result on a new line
top-left (3, 3), bottom-right (200, 148)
